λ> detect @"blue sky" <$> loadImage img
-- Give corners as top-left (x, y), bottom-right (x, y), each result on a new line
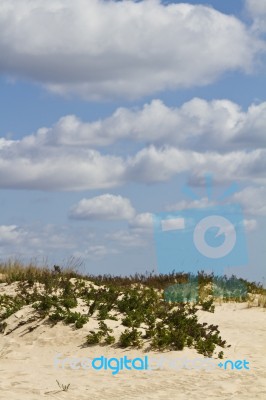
top-left (0, 0), bottom-right (266, 284)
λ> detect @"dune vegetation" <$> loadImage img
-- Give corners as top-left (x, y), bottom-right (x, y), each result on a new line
top-left (0, 260), bottom-right (265, 358)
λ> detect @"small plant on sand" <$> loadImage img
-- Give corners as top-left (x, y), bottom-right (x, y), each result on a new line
top-left (64, 311), bottom-right (88, 329)
top-left (218, 351), bottom-right (224, 359)
top-left (86, 321), bottom-right (114, 344)
top-left (200, 298), bottom-right (215, 313)
top-left (258, 294), bottom-right (266, 308)
top-left (86, 331), bottom-right (102, 345)
top-left (104, 334), bottom-right (116, 345)
top-left (56, 380), bottom-right (70, 392)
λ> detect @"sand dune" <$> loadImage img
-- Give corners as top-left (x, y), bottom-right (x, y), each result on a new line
top-left (0, 290), bottom-right (265, 400)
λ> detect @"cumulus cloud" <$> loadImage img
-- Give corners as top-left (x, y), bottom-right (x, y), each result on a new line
top-left (126, 146), bottom-right (266, 185)
top-left (0, 143), bottom-right (125, 190)
top-left (105, 230), bottom-right (146, 248)
top-left (2, 97), bottom-right (266, 190)
top-left (232, 186), bottom-right (266, 216)
top-left (0, 225), bottom-right (25, 245)
top-left (129, 213), bottom-right (154, 231)
top-left (166, 197), bottom-right (215, 211)
top-left (1, 137), bottom-right (266, 190)
top-left (0, 0), bottom-right (262, 99)
top-left (246, 0), bottom-right (266, 33)
top-left (19, 99), bottom-right (266, 151)
top-left (69, 194), bottom-right (136, 220)
top-left (166, 185), bottom-right (266, 219)
top-left (0, 223), bottom-right (77, 260)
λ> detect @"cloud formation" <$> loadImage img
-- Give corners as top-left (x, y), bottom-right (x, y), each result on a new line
top-left (0, 143), bottom-right (125, 190)
top-left (246, 0), bottom-right (266, 33)
top-left (69, 194), bottom-right (136, 220)
top-left (19, 99), bottom-right (266, 150)
top-left (0, 225), bottom-right (25, 245)
top-left (232, 186), bottom-right (266, 216)
top-left (0, 0), bottom-right (262, 99)
top-left (0, 223), bottom-right (76, 260)
top-left (129, 213), bottom-right (154, 232)
top-left (2, 97), bottom-right (266, 191)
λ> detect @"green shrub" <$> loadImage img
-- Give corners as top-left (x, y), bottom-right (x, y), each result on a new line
top-left (64, 312), bottom-right (88, 329)
top-left (86, 331), bottom-right (102, 345)
top-left (104, 334), bottom-right (116, 345)
top-left (49, 309), bottom-right (66, 322)
top-left (61, 296), bottom-right (77, 309)
top-left (200, 298), bottom-right (215, 313)
top-left (119, 328), bottom-right (143, 348)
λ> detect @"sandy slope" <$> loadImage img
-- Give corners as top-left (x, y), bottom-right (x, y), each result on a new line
top-left (0, 291), bottom-right (265, 399)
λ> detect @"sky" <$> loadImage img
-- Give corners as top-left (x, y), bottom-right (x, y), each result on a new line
top-left (0, 0), bottom-right (266, 284)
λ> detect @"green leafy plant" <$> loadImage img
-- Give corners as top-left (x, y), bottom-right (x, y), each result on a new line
top-left (119, 328), bottom-right (143, 348)
top-left (61, 296), bottom-right (77, 309)
top-left (200, 298), bottom-right (215, 313)
top-left (104, 334), bottom-right (116, 345)
top-left (86, 331), bottom-right (102, 345)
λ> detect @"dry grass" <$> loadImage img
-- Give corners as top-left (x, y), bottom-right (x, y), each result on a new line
top-left (247, 293), bottom-right (266, 308)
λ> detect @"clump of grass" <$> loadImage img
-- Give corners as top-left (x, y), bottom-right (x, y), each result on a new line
top-left (258, 294), bottom-right (266, 308)
top-left (56, 380), bottom-right (70, 392)
top-left (247, 293), bottom-right (266, 308)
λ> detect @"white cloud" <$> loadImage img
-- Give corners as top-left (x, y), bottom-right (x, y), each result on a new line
top-left (129, 212), bottom-right (154, 232)
top-left (126, 146), bottom-right (266, 185)
top-left (232, 186), bottom-right (266, 216)
top-left (243, 218), bottom-right (258, 232)
top-left (167, 185), bottom-right (266, 218)
top-left (20, 99), bottom-right (266, 150)
top-left (0, 138), bottom-right (15, 149)
top-left (73, 245), bottom-right (119, 260)
top-left (166, 197), bottom-right (215, 211)
top-left (2, 96), bottom-right (266, 191)
top-left (125, 146), bottom-right (196, 182)
top-left (105, 230), bottom-right (145, 248)
top-left (246, 0), bottom-right (266, 33)
top-left (0, 143), bottom-right (125, 190)
top-left (0, 223), bottom-right (77, 261)
top-left (69, 194), bottom-right (136, 220)
top-left (0, 225), bottom-right (25, 245)
top-left (1, 134), bottom-right (266, 190)
top-left (0, 0), bottom-right (262, 99)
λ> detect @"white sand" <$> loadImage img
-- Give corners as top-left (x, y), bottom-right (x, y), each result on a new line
top-left (0, 290), bottom-right (265, 399)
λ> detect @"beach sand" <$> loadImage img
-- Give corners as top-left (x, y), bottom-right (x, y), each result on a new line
top-left (0, 297), bottom-right (265, 400)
